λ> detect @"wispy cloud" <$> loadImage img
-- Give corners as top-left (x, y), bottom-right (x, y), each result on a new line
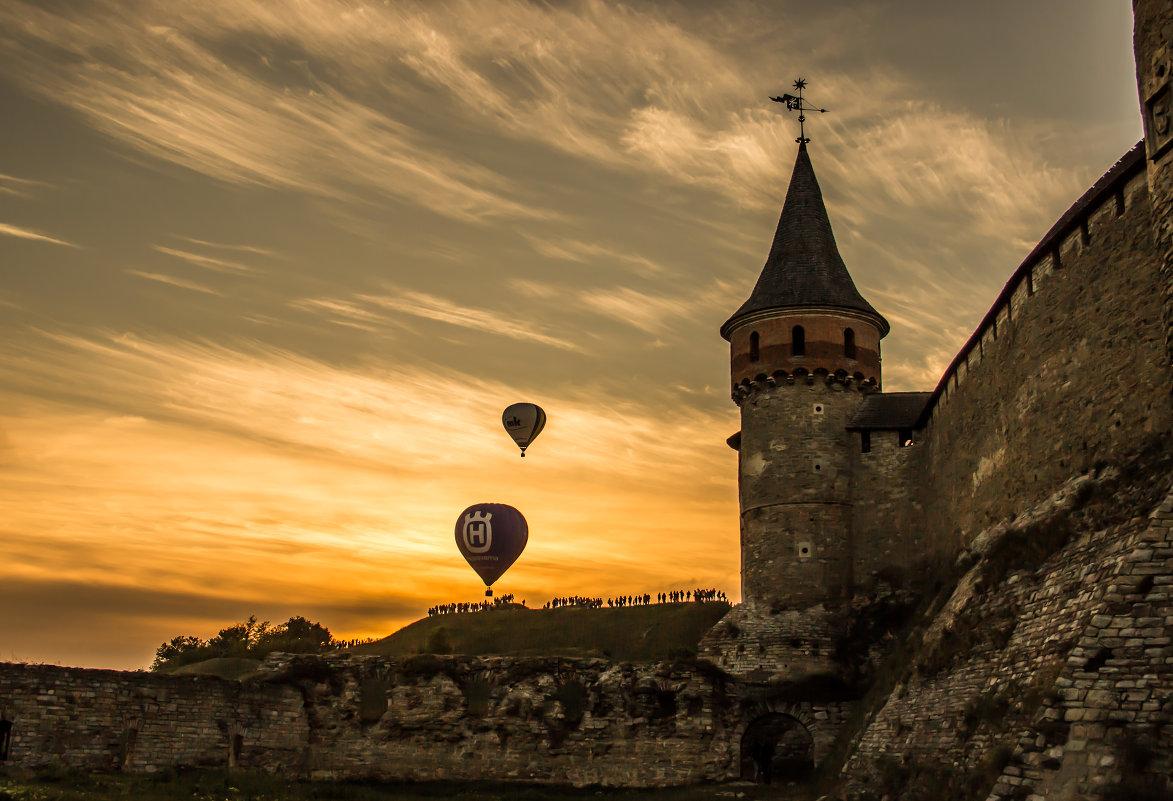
top-left (300, 288), bottom-right (584, 351)
top-left (0, 0), bottom-right (555, 223)
top-left (288, 298), bottom-right (393, 333)
top-left (0, 0), bottom-right (1092, 250)
top-left (125, 269), bottom-right (222, 295)
top-left (522, 234), bottom-right (667, 277)
top-left (153, 245), bottom-right (257, 274)
top-left (0, 173), bottom-right (52, 198)
top-left (510, 279), bottom-right (743, 337)
top-left (174, 236), bottom-right (278, 257)
top-left (0, 222), bottom-right (77, 248)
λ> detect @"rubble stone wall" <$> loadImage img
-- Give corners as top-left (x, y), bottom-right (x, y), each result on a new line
top-left (0, 654), bottom-right (850, 788)
top-left (0, 664), bottom-right (307, 774)
top-left (839, 473), bottom-right (1173, 801)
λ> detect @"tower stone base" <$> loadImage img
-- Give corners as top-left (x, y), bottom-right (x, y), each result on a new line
top-left (698, 601), bottom-right (845, 683)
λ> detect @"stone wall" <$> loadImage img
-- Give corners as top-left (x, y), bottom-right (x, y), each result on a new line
top-left (839, 468), bottom-right (1173, 801)
top-left (735, 376), bottom-right (867, 611)
top-left (1135, 0), bottom-right (1173, 372)
top-left (919, 155), bottom-right (1171, 554)
top-left (852, 428), bottom-right (925, 586)
top-left (0, 663), bottom-right (306, 773)
top-left (0, 653), bottom-right (850, 787)
top-left (700, 602), bottom-right (849, 683)
top-left (275, 653), bottom-right (851, 786)
top-left (986, 487), bottom-right (1173, 800)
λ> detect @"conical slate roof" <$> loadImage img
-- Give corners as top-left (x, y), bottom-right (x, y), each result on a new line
top-left (720, 143), bottom-right (889, 339)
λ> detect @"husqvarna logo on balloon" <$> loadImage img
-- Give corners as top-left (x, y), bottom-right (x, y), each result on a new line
top-left (462, 511), bottom-right (493, 554)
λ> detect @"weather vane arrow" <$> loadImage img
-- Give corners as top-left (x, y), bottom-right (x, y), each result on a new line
top-left (770, 78), bottom-right (827, 144)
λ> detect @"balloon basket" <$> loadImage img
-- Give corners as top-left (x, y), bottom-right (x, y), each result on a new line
top-left (485, 589), bottom-right (493, 597)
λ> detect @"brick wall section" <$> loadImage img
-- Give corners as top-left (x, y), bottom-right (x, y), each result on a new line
top-left (0, 664), bottom-right (307, 773)
top-left (920, 168), bottom-right (1171, 553)
top-left (986, 488), bottom-right (1173, 800)
top-left (729, 313), bottom-right (883, 387)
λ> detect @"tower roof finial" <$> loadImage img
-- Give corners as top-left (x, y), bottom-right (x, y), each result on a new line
top-left (719, 128), bottom-right (889, 341)
top-left (770, 78), bottom-right (827, 144)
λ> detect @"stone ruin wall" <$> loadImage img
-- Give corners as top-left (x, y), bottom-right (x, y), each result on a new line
top-left (0, 663), bottom-right (306, 773)
top-left (918, 154), bottom-right (1172, 557)
top-left (0, 653), bottom-right (853, 787)
top-left (840, 469), bottom-right (1173, 800)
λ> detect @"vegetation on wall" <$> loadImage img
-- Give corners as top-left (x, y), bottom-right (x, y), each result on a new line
top-left (151, 615), bottom-right (335, 672)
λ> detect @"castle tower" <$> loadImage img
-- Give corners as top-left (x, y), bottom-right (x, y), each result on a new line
top-left (1134, 0), bottom-right (1173, 377)
top-left (721, 142), bottom-right (889, 613)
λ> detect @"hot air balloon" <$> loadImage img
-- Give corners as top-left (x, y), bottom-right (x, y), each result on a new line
top-left (454, 502), bottom-right (528, 596)
top-left (502, 402), bottom-right (546, 457)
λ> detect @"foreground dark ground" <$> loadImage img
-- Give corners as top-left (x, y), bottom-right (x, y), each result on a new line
top-left (0, 770), bottom-right (818, 801)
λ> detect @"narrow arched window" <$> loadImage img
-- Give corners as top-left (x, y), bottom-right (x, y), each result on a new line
top-left (749, 331), bottom-right (760, 362)
top-left (844, 328), bottom-right (856, 359)
top-left (791, 325), bottom-right (805, 356)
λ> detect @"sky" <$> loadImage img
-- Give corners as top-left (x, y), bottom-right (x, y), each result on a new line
top-left (0, 0), bottom-right (1144, 670)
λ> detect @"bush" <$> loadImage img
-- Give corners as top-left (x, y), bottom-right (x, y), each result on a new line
top-left (151, 616), bottom-right (336, 671)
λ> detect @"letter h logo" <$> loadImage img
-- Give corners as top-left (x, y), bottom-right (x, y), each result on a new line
top-left (462, 511), bottom-right (493, 554)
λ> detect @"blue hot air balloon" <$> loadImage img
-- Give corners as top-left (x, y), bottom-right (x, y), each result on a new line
top-left (455, 502), bottom-right (528, 596)
top-left (502, 403), bottom-right (546, 457)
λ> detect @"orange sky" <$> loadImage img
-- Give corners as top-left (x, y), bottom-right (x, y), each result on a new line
top-left (0, 0), bottom-right (1144, 669)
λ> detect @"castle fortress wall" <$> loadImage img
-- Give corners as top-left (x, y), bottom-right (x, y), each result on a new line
top-left (0, 663), bottom-right (307, 773)
top-left (852, 428), bottom-right (924, 584)
top-left (919, 151), bottom-right (1171, 551)
top-left (0, 654), bottom-right (851, 786)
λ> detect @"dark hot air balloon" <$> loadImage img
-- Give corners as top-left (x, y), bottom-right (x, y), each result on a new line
top-left (502, 402), bottom-right (546, 457)
top-left (454, 502), bottom-right (528, 596)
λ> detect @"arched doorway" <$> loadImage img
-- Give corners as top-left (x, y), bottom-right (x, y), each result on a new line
top-left (739, 713), bottom-right (814, 784)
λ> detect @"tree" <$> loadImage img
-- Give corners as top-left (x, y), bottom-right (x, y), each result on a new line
top-left (151, 615), bottom-right (336, 671)
top-left (151, 635), bottom-right (207, 671)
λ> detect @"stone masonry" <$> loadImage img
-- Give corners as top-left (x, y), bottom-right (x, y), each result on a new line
top-left (0, 654), bottom-right (854, 787)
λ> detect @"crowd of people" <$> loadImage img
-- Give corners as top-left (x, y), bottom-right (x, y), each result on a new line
top-left (543, 595), bottom-right (603, 609)
top-left (336, 637), bottom-right (378, 648)
top-left (428, 594), bottom-right (520, 616)
top-left (599, 589), bottom-right (727, 606)
top-left (426, 589), bottom-right (728, 616)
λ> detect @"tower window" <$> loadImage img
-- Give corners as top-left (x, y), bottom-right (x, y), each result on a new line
top-left (844, 328), bottom-right (856, 359)
top-left (860, 431), bottom-right (871, 453)
top-left (749, 331), bottom-right (760, 362)
top-left (791, 325), bottom-right (805, 356)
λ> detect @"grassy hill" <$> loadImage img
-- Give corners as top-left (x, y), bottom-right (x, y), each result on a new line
top-left (348, 602), bottom-right (731, 662)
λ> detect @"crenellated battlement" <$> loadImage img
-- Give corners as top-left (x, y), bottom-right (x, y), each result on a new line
top-left (732, 368), bottom-right (880, 404)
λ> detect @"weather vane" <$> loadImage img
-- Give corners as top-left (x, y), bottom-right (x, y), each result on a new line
top-left (770, 78), bottom-right (827, 144)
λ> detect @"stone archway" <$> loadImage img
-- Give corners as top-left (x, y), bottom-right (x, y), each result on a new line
top-left (739, 712), bottom-right (814, 784)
